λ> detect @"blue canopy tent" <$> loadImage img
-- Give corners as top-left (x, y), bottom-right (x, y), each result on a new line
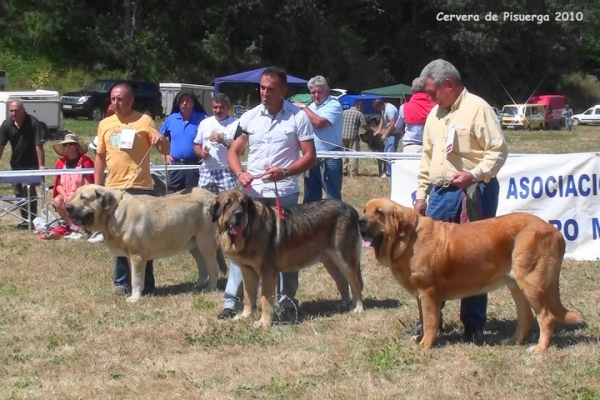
top-left (213, 67), bottom-right (308, 93)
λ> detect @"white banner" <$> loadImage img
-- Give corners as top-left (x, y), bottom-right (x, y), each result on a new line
top-left (391, 152), bottom-right (600, 261)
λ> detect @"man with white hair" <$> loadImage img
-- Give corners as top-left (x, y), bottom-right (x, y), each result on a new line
top-left (294, 75), bottom-right (344, 201)
top-left (412, 59), bottom-right (507, 345)
top-left (395, 77), bottom-right (436, 153)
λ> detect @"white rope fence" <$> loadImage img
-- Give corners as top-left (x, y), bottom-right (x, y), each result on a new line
top-left (0, 151), bottom-right (535, 179)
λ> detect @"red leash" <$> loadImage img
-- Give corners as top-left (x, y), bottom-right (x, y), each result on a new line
top-left (244, 181), bottom-right (284, 221)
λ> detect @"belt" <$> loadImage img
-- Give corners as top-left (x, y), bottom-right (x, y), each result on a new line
top-left (432, 182), bottom-right (459, 193)
top-left (172, 158), bottom-right (198, 164)
top-left (403, 141), bottom-right (422, 146)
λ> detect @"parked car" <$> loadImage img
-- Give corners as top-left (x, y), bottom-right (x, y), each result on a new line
top-left (528, 94), bottom-right (567, 130)
top-left (501, 104), bottom-right (545, 130)
top-left (60, 79), bottom-right (162, 121)
top-left (337, 94), bottom-right (383, 126)
top-left (572, 105), bottom-right (600, 126)
top-left (329, 88), bottom-right (347, 99)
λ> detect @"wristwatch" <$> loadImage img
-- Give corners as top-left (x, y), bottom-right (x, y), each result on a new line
top-left (283, 168), bottom-right (289, 178)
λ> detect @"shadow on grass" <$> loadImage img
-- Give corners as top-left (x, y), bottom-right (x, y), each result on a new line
top-left (434, 317), bottom-right (593, 349)
top-left (297, 297), bottom-right (401, 322)
top-left (151, 276), bottom-right (228, 297)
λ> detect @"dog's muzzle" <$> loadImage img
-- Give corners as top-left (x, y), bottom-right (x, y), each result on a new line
top-left (359, 217), bottom-right (381, 248)
top-left (65, 204), bottom-right (94, 226)
top-left (227, 210), bottom-right (244, 238)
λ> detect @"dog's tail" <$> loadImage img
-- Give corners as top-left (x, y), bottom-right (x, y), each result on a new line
top-left (217, 247), bottom-right (228, 275)
top-left (549, 286), bottom-right (585, 327)
top-left (562, 310), bottom-right (585, 325)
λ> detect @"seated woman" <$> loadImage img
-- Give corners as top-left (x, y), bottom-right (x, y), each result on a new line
top-left (51, 134), bottom-right (94, 237)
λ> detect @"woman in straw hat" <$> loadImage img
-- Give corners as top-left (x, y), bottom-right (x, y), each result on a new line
top-left (51, 133), bottom-right (94, 237)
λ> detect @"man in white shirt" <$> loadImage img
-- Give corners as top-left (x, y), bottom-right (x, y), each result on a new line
top-left (193, 93), bottom-right (237, 193)
top-left (218, 66), bottom-right (316, 321)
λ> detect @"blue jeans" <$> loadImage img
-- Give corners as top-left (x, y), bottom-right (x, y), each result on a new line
top-left (303, 158), bottom-right (343, 202)
top-left (168, 159), bottom-right (200, 191)
top-left (114, 189), bottom-right (156, 290)
top-left (384, 133), bottom-right (400, 176)
top-left (426, 178), bottom-right (499, 332)
top-left (223, 193), bottom-right (300, 310)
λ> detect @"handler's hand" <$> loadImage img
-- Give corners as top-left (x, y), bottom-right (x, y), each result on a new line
top-left (414, 199), bottom-right (427, 216)
top-left (194, 144), bottom-right (210, 159)
top-left (451, 171), bottom-right (475, 190)
top-left (238, 171), bottom-right (254, 187)
top-left (151, 134), bottom-right (166, 146)
top-left (165, 155), bottom-right (173, 164)
top-left (263, 167), bottom-right (286, 182)
top-left (292, 102), bottom-right (306, 109)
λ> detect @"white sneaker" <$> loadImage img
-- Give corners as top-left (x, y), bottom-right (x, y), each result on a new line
top-left (87, 232), bottom-right (104, 243)
top-left (64, 232), bottom-right (86, 240)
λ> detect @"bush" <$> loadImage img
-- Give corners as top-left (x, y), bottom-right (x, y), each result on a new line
top-left (558, 72), bottom-right (600, 112)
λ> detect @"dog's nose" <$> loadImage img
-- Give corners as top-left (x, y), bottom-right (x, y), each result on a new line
top-left (358, 217), bottom-right (367, 226)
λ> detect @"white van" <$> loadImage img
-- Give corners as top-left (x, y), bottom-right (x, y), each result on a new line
top-left (0, 90), bottom-right (61, 130)
top-left (572, 105), bottom-right (600, 126)
top-left (159, 83), bottom-right (214, 116)
top-left (501, 104), bottom-right (546, 130)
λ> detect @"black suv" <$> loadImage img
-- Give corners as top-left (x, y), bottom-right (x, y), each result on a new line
top-left (60, 79), bottom-right (162, 121)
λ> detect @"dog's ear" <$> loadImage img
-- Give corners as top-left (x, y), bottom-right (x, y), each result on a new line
top-left (96, 188), bottom-right (114, 210)
top-left (244, 194), bottom-right (256, 219)
top-left (209, 198), bottom-right (221, 222)
top-left (388, 204), bottom-right (411, 238)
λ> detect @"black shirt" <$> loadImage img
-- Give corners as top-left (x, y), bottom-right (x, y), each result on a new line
top-left (0, 113), bottom-right (46, 169)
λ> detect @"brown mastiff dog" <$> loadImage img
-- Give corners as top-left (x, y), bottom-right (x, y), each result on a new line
top-left (359, 198), bottom-right (584, 352)
top-left (210, 189), bottom-right (364, 327)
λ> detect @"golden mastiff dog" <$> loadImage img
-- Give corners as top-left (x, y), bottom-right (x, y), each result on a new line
top-left (66, 184), bottom-right (226, 302)
top-left (210, 189), bottom-right (364, 327)
top-left (359, 198), bottom-right (584, 352)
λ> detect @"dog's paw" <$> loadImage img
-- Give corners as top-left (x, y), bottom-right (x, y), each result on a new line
top-left (253, 319), bottom-right (270, 329)
top-left (125, 295), bottom-right (141, 303)
top-left (527, 344), bottom-right (546, 354)
top-left (352, 304), bottom-right (365, 314)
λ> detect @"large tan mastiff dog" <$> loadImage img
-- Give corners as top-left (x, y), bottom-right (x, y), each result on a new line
top-left (359, 198), bottom-right (584, 352)
top-left (66, 184), bottom-right (226, 302)
top-left (209, 189), bottom-right (364, 327)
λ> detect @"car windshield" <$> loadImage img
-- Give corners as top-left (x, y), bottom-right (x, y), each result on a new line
top-left (502, 106), bottom-right (519, 115)
top-left (81, 80), bottom-right (113, 93)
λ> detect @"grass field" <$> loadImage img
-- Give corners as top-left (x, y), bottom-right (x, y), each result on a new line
top-left (0, 121), bottom-right (599, 399)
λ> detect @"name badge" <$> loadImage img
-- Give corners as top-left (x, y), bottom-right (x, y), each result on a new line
top-left (445, 126), bottom-right (455, 154)
top-left (119, 129), bottom-right (136, 149)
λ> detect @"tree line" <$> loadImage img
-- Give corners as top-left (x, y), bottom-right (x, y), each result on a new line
top-left (1, 0), bottom-right (599, 106)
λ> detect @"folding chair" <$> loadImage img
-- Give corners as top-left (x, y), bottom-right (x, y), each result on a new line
top-left (0, 174), bottom-right (47, 230)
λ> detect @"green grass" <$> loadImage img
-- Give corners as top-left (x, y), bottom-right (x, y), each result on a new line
top-left (0, 120), bottom-right (599, 399)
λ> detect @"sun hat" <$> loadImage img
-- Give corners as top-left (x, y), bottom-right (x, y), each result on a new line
top-left (89, 136), bottom-right (99, 151)
top-left (53, 133), bottom-right (89, 156)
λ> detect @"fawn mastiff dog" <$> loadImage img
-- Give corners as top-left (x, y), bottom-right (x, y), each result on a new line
top-left (359, 198), bottom-right (584, 352)
top-left (210, 189), bottom-right (364, 327)
top-left (66, 184), bottom-right (227, 302)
